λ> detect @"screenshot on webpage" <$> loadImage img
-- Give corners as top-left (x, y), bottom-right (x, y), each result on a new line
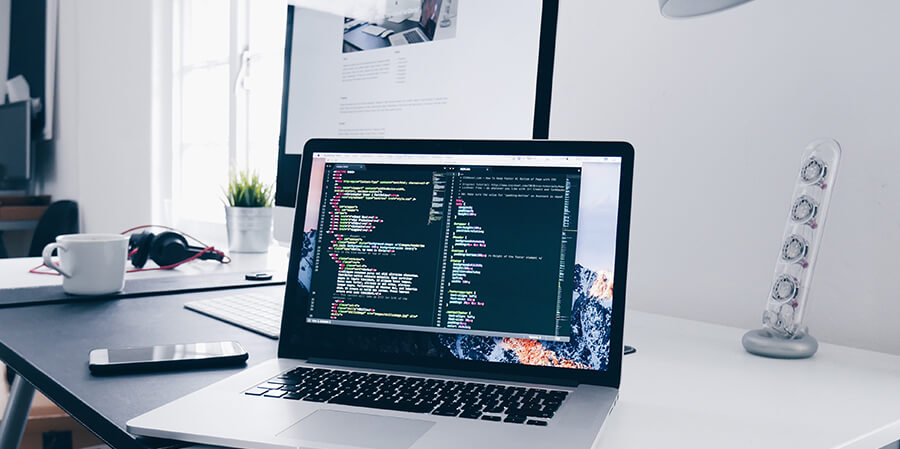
top-left (283, 1), bottom-right (545, 153)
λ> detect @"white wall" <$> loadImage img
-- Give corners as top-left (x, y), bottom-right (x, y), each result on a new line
top-left (35, 0), bottom-right (900, 356)
top-left (43, 0), bottom-right (162, 233)
top-left (551, 0), bottom-right (900, 354)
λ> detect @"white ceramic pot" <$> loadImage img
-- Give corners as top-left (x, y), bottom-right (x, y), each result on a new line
top-left (225, 206), bottom-right (273, 253)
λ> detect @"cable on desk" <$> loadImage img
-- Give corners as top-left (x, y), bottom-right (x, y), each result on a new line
top-left (28, 224), bottom-right (231, 275)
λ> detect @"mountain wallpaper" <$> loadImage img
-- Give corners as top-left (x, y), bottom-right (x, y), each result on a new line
top-left (437, 263), bottom-right (613, 371)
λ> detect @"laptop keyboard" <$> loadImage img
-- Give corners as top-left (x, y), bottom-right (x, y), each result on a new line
top-left (245, 367), bottom-right (568, 426)
top-left (404, 30), bottom-right (425, 44)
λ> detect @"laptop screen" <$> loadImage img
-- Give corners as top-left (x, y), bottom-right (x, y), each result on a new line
top-left (419, 0), bottom-right (443, 40)
top-left (295, 150), bottom-right (623, 373)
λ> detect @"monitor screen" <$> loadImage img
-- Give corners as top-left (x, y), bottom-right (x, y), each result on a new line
top-left (0, 101), bottom-right (31, 183)
top-left (296, 151), bottom-right (623, 372)
top-left (275, 1), bottom-right (559, 207)
top-left (416, 0), bottom-right (442, 40)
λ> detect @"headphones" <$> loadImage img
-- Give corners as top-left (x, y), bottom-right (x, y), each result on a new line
top-left (128, 231), bottom-right (226, 269)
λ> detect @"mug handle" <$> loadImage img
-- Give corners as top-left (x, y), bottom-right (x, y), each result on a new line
top-left (42, 243), bottom-right (72, 278)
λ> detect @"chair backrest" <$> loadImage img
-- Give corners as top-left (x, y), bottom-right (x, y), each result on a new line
top-left (28, 200), bottom-right (79, 257)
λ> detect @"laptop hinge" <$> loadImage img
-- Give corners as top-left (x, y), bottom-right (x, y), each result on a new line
top-left (305, 357), bottom-right (580, 388)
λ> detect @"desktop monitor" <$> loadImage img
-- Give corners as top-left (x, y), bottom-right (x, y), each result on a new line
top-left (0, 100), bottom-right (31, 187)
top-left (273, 0), bottom-right (560, 243)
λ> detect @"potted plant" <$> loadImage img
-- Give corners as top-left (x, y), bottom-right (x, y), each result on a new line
top-left (223, 170), bottom-right (274, 253)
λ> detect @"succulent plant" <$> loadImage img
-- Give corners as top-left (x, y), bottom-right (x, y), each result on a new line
top-left (223, 170), bottom-right (274, 208)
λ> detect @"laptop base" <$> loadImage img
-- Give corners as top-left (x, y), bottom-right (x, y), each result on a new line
top-left (128, 358), bottom-right (617, 449)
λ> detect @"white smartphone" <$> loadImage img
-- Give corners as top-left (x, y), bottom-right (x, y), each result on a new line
top-left (89, 341), bottom-right (248, 375)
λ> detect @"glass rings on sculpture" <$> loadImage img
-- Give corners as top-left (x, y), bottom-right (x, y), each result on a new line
top-left (800, 156), bottom-right (827, 185)
top-left (781, 234), bottom-right (809, 266)
top-left (771, 274), bottom-right (799, 303)
top-left (790, 195), bottom-right (818, 227)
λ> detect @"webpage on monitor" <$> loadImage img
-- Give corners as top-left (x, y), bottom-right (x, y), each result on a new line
top-left (283, 1), bottom-right (545, 154)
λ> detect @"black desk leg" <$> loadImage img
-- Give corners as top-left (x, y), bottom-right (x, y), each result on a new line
top-left (0, 231), bottom-right (7, 258)
top-left (0, 375), bottom-right (35, 449)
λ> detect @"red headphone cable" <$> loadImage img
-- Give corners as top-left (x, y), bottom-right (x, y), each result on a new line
top-left (30, 225), bottom-right (231, 275)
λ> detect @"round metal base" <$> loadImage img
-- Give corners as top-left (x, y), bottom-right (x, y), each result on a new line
top-left (742, 328), bottom-right (818, 359)
top-left (659, 0), bottom-right (754, 18)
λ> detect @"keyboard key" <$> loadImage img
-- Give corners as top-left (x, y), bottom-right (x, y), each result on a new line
top-left (504, 414), bottom-right (527, 424)
top-left (244, 387), bottom-right (269, 396)
top-left (543, 401), bottom-right (562, 412)
top-left (481, 415), bottom-right (502, 422)
top-left (263, 390), bottom-right (287, 398)
top-left (548, 391), bottom-right (568, 401)
top-left (506, 406), bottom-right (553, 418)
top-left (526, 420), bottom-right (548, 426)
top-left (432, 408), bottom-right (459, 417)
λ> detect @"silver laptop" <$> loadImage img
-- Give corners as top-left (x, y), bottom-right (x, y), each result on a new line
top-left (128, 139), bottom-right (635, 449)
top-left (389, 0), bottom-right (442, 46)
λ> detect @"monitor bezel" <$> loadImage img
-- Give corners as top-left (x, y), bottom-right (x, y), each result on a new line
top-left (0, 100), bottom-right (32, 182)
top-left (279, 139), bottom-right (633, 388)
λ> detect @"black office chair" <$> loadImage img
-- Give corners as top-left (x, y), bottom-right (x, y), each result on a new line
top-left (27, 200), bottom-right (80, 257)
top-left (6, 200), bottom-right (79, 388)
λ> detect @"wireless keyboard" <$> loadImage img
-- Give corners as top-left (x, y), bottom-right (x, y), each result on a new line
top-left (185, 292), bottom-right (283, 339)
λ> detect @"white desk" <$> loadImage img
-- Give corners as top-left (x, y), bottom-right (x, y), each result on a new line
top-left (1, 251), bottom-right (898, 448)
top-left (1, 245), bottom-right (290, 290)
top-left (600, 312), bottom-right (900, 449)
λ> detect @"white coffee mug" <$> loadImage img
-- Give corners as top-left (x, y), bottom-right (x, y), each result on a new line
top-left (42, 234), bottom-right (129, 295)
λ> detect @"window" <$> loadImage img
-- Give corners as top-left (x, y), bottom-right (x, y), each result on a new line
top-left (171, 0), bottom-right (286, 229)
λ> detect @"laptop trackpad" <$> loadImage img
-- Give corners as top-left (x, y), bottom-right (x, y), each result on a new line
top-left (277, 410), bottom-right (434, 449)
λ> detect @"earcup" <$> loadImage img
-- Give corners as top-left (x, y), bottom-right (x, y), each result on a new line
top-left (129, 229), bottom-right (223, 269)
top-left (128, 232), bottom-right (155, 268)
top-left (149, 231), bottom-right (193, 267)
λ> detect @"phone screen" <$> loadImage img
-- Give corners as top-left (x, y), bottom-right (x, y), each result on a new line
top-left (105, 341), bottom-right (242, 363)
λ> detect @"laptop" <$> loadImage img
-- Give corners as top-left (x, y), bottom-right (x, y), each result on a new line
top-left (127, 139), bottom-right (634, 449)
top-left (389, 0), bottom-right (443, 46)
